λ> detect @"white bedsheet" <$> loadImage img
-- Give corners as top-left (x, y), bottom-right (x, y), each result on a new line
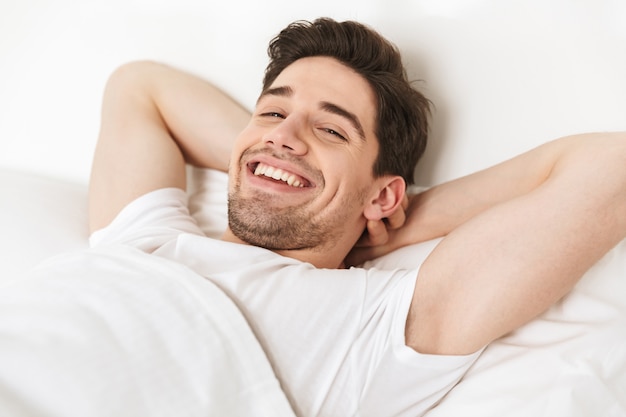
top-left (0, 244), bottom-right (295, 417)
top-left (2, 168), bottom-right (625, 416)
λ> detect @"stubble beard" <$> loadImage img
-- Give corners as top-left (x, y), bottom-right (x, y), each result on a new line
top-left (228, 190), bottom-right (330, 251)
top-left (228, 185), bottom-right (370, 253)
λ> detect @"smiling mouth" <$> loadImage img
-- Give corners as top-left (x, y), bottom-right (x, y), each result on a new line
top-left (250, 162), bottom-right (311, 188)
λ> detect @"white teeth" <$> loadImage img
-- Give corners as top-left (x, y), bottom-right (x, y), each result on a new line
top-left (253, 162), bottom-right (305, 187)
top-left (253, 164), bottom-right (269, 176)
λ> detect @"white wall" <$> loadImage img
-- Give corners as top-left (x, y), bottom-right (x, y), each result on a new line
top-left (1, 0), bottom-right (625, 186)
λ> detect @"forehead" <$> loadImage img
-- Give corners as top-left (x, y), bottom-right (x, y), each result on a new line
top-left (265, 56), bottom-right (377, 136)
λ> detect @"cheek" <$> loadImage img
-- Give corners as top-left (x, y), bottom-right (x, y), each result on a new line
top-left (323, 161), bottom-right (372, 197)
top-left (323, 149), bottom-right (374, 179)
top-left (230, 127), bottom-right (261, 165)
top-left (233, 127), bottom-right (256, 149)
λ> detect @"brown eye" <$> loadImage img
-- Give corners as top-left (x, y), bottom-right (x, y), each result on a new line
top-left (261, 112), bottom-right (285, 119)
top-left (323, 128), bottom-right (347, 141)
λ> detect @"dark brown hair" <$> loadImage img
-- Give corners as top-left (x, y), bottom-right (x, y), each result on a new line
top-left (262, 18), bottom-right (430, 185)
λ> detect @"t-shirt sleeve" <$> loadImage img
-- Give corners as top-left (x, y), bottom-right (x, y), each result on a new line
top-left (356, 267), bottom-right (484, 416)
top-left (89, 188), bottom-right (204, 252)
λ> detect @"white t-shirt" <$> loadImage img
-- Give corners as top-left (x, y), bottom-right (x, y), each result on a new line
top-left (91, 186), bottom-right (482, 417)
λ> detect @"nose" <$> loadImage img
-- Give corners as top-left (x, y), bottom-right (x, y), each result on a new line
top-left (262, 115), bottom-right (308, 155)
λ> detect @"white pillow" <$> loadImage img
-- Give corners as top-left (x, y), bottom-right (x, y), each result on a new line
top-left (186, 166), bottom-right (229, 239)
top-left (0, 169), bottom-right (89, 285)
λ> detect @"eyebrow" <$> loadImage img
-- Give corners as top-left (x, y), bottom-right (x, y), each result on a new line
top-left (258, 85), bottom-right (366, 141)
top-left (258, 85), bottom-right (293, 101)
top-left (320, 101), bottom-right (365, 140)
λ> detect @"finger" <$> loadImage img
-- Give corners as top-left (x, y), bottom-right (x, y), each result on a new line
top-left (359, 219), bottom-right (388, 247)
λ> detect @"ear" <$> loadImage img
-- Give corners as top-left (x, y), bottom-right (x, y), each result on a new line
top-left (363, 176), bottom-right (406, 221)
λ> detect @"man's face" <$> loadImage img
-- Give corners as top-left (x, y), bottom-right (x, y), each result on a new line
top-left (227, 56), bottom-right (380, 251)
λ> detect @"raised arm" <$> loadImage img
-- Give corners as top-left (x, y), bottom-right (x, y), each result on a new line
top-left (374, 133), bottom-right (626, 355)
top-left (88, 61), bottom-right (250, 233)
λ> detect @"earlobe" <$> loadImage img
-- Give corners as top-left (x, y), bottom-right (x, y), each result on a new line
top-left (363, 176), bottom-right (406, 220)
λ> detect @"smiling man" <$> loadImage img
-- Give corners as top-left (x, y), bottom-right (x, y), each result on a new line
top-left (224, 56), bottom-right (399, 267)
top-left (88, 18), bottom-right (626, 417)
